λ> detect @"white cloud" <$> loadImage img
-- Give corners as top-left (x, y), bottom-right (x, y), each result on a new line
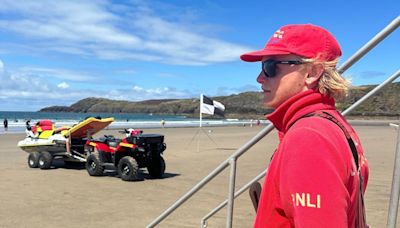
top-left (0, 60), bottom-right (4, 72)
top-left (133, 86), bottom-right (144, 92)
top-left (130, 85), bottom-right (189, 100)
top-left (57, 82), bottom-right (69, 89)
top-left (0, 59), bottom-right (248, 110)
top-left (0, 60), bottom-right (195, 110)
top-left (16, 67), bottom-right (96, 82)
top-left (0, 0), bottom-right (250, 65)
top-left (216, 84), bottom-right (260, 96)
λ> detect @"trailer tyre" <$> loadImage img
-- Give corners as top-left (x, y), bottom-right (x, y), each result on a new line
top-left (38, 152), bottom-right (53, 169)
top-left (118, 156), bottom-right (139, 181)
top-left (86, 153), bottom-right (104, 176)
top-left (147, 156), bottom-right (166, 178)
top-left (28, 152), bottom-right (40, 168)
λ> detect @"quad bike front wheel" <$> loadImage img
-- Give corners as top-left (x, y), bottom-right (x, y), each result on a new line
top-left (118, 156), bottom-right (139, 181)
top-left (28, 152), bottom-right (40, 168)
top-left (147, 156), bottom-right (166, 178)
top-left (38, 152), bottom-right (53, 169)
top-left (86, 153), bottom-right (104, 176)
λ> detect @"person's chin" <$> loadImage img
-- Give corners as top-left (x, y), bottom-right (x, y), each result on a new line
top-left (263, 97), bottom-right (274, 109)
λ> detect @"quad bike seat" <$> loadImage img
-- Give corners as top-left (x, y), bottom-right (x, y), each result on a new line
top-left (126, 134), bottom-right (164, 145)
top-left (107, 139), bottom-right (121, 147)
top-left (92, 135), bottom-right (121, 147)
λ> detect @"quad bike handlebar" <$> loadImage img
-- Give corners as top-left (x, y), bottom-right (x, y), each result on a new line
top-left (118, 128), bottom-right (143, 137)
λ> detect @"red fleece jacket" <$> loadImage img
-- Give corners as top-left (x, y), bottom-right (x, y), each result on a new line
top-left (254, 90), bottom-right (369, 228)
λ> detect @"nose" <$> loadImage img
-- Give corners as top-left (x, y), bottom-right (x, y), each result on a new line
top-left (256, 71), bottom-right (265, 84)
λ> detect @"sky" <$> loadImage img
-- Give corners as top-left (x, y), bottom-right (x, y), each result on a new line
top-left (0, 0), bottom-right (398, 111)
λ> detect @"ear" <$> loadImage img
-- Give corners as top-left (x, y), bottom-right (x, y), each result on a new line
top-left (305, 63), bottom-right (324, 87)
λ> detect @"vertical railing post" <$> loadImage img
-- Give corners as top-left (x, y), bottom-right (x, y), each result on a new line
top-left (226, 158), bottom-right (237, 228)
top-left (201, 169), bottom-right (267, 227)
top-left (387, 124), bottom-right (400, 228)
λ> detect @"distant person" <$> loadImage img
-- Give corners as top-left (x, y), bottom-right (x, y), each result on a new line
top-left (3, 118), bottom-right (8, 131)
top-left (160, 119), bottom-right (166, 128)
top-left (25, 120), bottom-right (36, 138)
top-left (256, 120), bottom-right (260, 126)
top-left (26, 119), bottom-right (31, 130)
top-left (240, 24), bottom-right (368, 227)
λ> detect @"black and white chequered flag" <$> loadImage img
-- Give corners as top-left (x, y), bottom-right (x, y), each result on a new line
top-left (200, 95), bottom-right (225, 117)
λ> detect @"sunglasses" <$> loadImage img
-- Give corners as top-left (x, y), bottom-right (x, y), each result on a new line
top-left (261, 59), bottom-right (304, 78)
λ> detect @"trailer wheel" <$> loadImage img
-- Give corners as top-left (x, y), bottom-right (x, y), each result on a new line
top-left (28, 152), bottom-right (40, 168)
top-left (118, 156), bottom-right (139, 181)
top-left (38, 152), bottom-right (53, 169)
top-left (147, 156), bottom-right (166, 178)
top-left (86, 153), bottom-right (104, 176)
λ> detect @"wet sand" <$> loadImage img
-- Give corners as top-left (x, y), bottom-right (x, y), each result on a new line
top-left (0, 124), bottom-right (399, 227)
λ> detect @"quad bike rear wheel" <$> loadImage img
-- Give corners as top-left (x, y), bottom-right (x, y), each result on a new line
top-left (86, 153), bottom-right (104, 176)
top-left (38, 152), bottom-right (53, 169)
top-left (28, 152), bottom-right (40, 168)
top-left (147, 156), bottom-right (165, 178)
top-left (118, 156), bottom-right (139, 181)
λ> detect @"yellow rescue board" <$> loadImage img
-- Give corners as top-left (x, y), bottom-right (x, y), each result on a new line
top-left (65, 117), bottom-right (114, 139)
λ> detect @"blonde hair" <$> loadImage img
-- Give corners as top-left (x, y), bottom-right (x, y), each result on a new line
top-left (302, 57), bottom-right (350, 99)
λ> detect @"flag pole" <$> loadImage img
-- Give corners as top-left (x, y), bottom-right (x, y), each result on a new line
top-left (198, 94), bottom-right (204, 152)
top-left (199, 94), bottom-right (203, 128)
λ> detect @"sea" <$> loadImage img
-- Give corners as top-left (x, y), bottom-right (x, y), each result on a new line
top-left (0, 111), bottom-right (266, 134)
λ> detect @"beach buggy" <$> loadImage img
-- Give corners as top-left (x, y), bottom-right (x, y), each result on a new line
top-left (17, 117), bottom-right (114, 169)
top-left (85, 128), bottom-right (166, 181)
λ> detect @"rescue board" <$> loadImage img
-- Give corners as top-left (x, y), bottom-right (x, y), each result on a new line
top-left (66, 117), bottom-right (114, 139)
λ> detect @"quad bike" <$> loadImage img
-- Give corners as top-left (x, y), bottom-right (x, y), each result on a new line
top-left (85, 128), bottom-right (166, 181)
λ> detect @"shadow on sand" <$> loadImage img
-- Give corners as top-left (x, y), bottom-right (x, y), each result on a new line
top-left (46, 159), bottom-right (180, 181)
top-left (101, 170), bottom-right (180, 181)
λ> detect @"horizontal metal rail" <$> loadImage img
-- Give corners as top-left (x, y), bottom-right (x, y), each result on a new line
top-left (390, 123), bottom-right (399, 130)
top-left (342, 69), bottom-right (400, 116)
top-left (338, 16), bottom-right (399, 73)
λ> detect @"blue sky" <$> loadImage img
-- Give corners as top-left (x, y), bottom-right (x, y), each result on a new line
top-left (0, 0), bottom-right (398, 111)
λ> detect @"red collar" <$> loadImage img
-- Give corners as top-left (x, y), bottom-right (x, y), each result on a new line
top-left (265, 90), bottom-right (336, 133)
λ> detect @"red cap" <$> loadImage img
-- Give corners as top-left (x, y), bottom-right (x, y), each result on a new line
top-left (240, 24), bottom-right (341, 62)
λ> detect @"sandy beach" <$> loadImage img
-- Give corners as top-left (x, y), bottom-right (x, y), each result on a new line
top-left (0, 124), bottom-right (399, 227)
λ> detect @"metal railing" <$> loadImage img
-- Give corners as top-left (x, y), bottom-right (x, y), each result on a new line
top-left (387, 122), bottom-right (400, 228)
top-left (147, 16), bottom-right (400, 228)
